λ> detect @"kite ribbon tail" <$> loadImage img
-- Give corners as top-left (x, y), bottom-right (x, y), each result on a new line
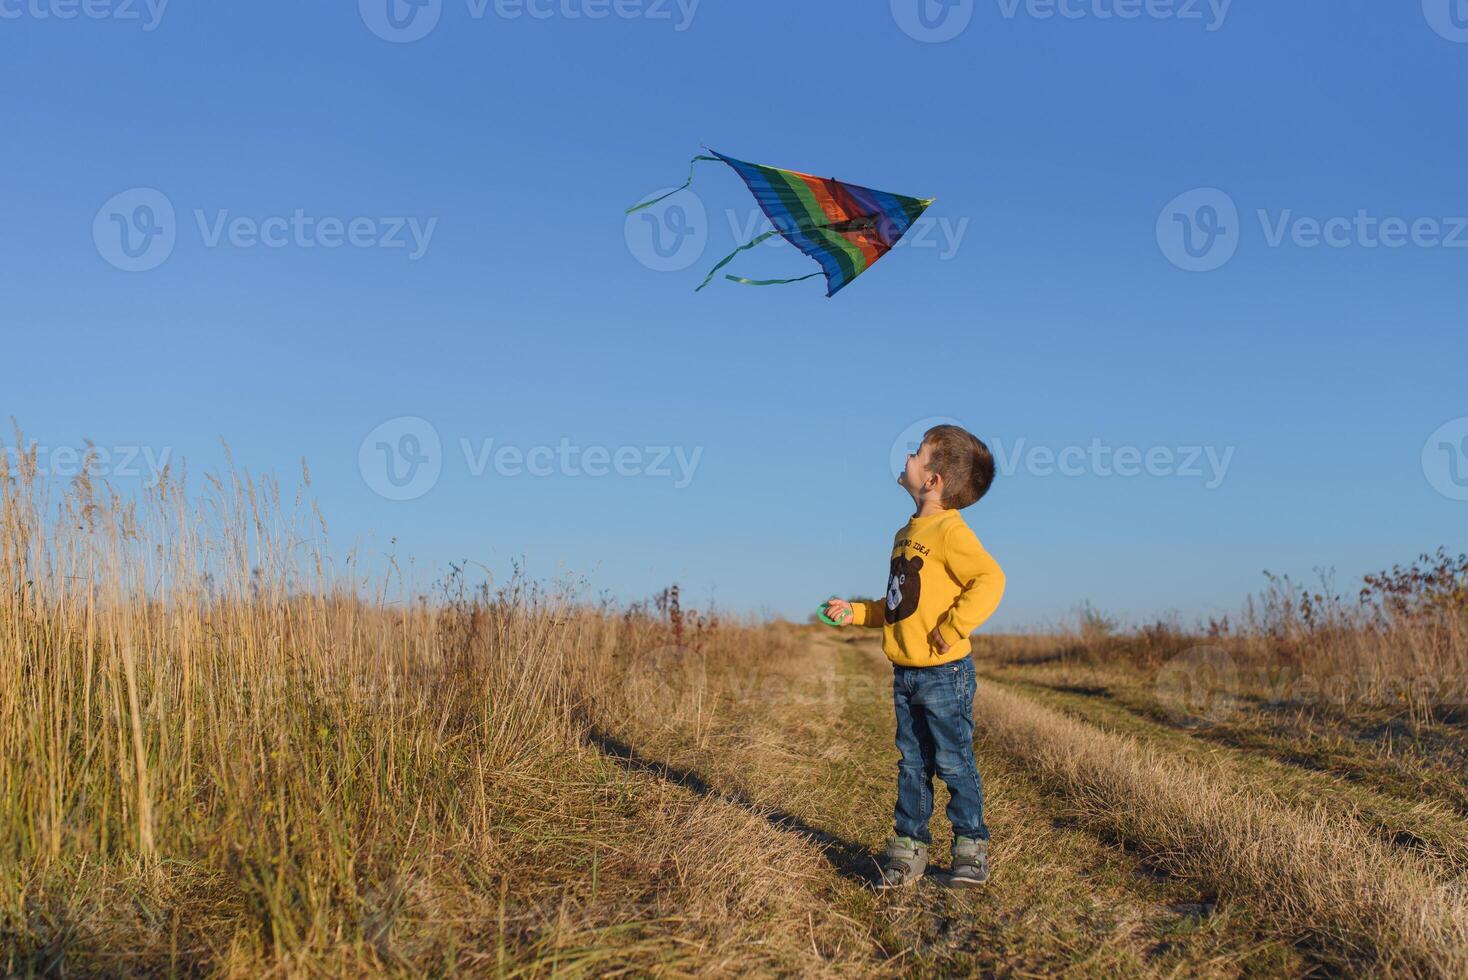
top-left (693, 228), bottom-right (785, 292)
top-left (702, 215), bottom-right (869, 292)
top-left (697, 214), bottom-right (868, 292)
top-left (625, 154), bottom-right (723, 214)
top-left (724, 272), bottom-right (824, 287)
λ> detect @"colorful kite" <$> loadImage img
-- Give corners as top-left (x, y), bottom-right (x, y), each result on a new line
top-left (627, 149), bottom-right (935, 297)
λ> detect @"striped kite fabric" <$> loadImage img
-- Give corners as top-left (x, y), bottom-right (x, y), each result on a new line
top-left (627, 149), bottom-right (935, 297)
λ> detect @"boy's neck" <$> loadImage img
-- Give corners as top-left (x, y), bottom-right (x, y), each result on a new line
top-left (912, 496), bottom-right (948, 519)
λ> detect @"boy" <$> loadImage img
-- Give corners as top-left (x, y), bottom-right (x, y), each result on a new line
top-left (823, 424), bottom-right (1005, 889)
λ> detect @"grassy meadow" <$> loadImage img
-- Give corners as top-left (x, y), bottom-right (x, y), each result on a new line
top-left (3, 441), bottom-right (1467, 977)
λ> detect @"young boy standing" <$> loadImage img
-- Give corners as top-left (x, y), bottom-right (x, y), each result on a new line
top-left (823, 424), bottom-right (1005, 888)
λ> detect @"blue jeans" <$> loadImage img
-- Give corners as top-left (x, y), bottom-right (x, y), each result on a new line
top-left (892, 655), bottom-right (990, 845)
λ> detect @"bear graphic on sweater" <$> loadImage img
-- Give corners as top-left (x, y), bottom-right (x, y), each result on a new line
top-left (884, 554), bottom-right (923, 624)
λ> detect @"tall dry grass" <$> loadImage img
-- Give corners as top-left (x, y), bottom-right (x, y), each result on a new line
top-left (979, 555), bottom-right (1468, 725)
top-left (0, 433), bottom-right (791, 973)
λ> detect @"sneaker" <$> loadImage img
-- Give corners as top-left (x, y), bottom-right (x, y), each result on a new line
top-left (877, 835), bottom-right (929, 889)
top-left (949, 836), bottom-right (989, 886)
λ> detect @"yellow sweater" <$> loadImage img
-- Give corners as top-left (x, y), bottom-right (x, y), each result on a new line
top-left (851, 509), bottom-right (1005, 667)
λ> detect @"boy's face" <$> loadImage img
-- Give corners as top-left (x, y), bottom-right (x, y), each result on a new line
top-left (898, 439), bottom-right (936, 501)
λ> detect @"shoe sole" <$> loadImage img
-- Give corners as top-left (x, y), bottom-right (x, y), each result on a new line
top-left (876, 874), bottom-right (925, 889)
top-left (946, 871), bottom-right (988, 887)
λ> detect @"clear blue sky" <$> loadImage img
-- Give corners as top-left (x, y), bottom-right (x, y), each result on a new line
top-left (4, 1), bottom-right (1466, 627)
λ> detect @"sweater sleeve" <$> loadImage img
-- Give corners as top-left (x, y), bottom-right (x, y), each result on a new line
top-left (934, 522), bottom-right (1005, 647)
top-left (850, 598), bottom-right (887, 629)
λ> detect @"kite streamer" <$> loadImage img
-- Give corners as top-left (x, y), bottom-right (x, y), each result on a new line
top-left (627, 149), bottom-right (935, 297)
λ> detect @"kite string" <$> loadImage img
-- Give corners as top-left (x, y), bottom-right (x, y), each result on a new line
top-left (624, 154), bottom-right (722, 214)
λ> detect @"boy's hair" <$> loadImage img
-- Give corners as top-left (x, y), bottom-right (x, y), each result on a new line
top-left (923, 424), bottom-right (995, 510)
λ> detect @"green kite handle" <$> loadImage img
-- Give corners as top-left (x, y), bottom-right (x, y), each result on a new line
top-left (818, 597), bottom-right (851, 627)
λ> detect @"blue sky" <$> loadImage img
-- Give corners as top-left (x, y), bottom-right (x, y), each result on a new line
top-left (3, 1), bottom-right (1466, 627)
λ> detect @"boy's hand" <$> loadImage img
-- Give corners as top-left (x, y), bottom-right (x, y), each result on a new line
top-left (822, 598), bottom-right (854, 626)
top-left (928, 627), bottom-right (951, 655)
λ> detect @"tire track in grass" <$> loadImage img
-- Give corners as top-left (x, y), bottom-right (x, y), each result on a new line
top-left (968, 675), bottom-right (1468, 977)
top-left (988, 664), bottom-right (1468, 817)
top-left (981, 670), bottom-right (1468, 877)
top-left (566, 725), bottom-right (886, 976)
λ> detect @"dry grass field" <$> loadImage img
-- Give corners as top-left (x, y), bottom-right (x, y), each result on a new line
top-left (3, 440), bottom-right (1466, 977)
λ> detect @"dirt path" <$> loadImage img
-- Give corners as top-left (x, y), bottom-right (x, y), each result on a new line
top-left (979, 669), bottom-right (1468, 877)
top-left (982, 663), bottom-right (1468, 818)
top-left (587, 632), bottom-right (1307, 976)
